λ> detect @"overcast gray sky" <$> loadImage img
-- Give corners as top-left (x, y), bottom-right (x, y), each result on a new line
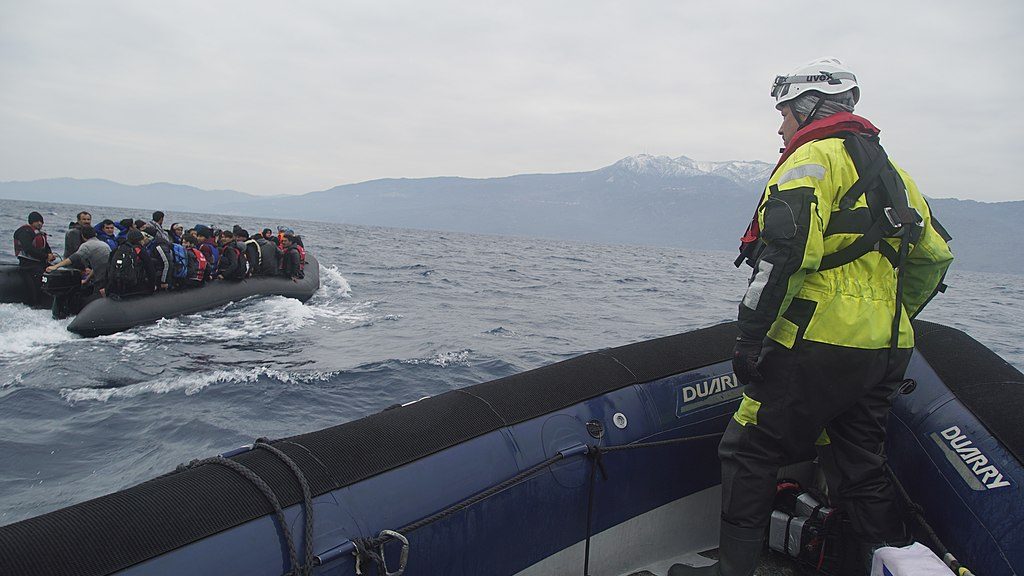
top-left (1, 1), bottom-right (1022, 201)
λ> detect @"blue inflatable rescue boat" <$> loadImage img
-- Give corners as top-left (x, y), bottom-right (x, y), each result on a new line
top-left (0, 320), bottom-right (1019, 575)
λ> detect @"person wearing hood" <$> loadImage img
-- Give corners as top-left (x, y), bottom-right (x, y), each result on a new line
top-left (669, 59), bottom-right (954, 576)
top-left (169, 222), bottom-right (184, 244)
top-left (63, 211), bottom-right (92, 258)
top-left (94, 219), bottom-right (119, 251)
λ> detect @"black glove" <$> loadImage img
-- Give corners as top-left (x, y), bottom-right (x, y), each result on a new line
top-left (733, 336), bottom-right (764, 385)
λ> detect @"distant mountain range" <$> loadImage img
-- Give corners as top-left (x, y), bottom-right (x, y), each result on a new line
top-left (1, 155), bottom-right (1019, 273)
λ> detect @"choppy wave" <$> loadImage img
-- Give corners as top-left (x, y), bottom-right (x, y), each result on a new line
top-left (60, 366), bottom-right (342, 403)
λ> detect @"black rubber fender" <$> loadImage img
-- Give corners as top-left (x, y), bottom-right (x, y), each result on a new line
top-left (66, 255), bottom-right (321, 336)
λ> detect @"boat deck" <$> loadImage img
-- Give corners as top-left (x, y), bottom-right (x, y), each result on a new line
top-left (626, 549), bottom-right (799, 576)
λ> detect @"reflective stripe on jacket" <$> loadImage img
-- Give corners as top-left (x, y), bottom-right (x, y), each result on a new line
top-left (739, 135), bottom-right (953, 350)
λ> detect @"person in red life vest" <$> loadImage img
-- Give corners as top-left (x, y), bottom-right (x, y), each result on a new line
top-left (180, 234), bottom-right (207, 289)
top-left (669, 59), bottom-right (953, 576)
top-left (216, 230), bottom-right (247, 281)
top-left (279, 234), bottom-right (305, 281)
top-left (12, 211), bottom-right (56, 306)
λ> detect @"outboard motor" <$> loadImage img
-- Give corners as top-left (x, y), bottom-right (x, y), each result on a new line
top-left (41, 268), bottom-right (84, 320)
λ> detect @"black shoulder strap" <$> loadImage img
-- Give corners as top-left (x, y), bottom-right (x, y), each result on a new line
top-left (819, 134), bottom-right (922, 272)
top-left (838, 133), bottom-right (889, 211)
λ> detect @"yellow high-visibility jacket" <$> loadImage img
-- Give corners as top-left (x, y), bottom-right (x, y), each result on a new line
top-left (738, 136), bottom-right (954, 349)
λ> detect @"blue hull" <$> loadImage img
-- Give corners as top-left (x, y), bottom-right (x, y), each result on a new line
top-left (0, 321), bottom-right (1020, 576)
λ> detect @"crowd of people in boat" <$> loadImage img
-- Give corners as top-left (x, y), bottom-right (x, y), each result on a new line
top-left (13, 209), bottom-right (307, 304)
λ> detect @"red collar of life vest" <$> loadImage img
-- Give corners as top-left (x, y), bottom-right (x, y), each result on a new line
top-left (739, 113), bottom-right (881, 246)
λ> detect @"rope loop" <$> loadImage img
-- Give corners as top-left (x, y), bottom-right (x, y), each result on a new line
top-left (351, 538), bottom-right (384, 575)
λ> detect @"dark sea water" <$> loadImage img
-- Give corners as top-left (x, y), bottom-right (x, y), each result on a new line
top-left (1, 198), bottom-right (1021, 526)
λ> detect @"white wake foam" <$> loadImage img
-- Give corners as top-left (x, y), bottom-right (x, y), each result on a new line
top-left (312, 264), bottom-right (352, 303)
top-left (96, 267), bottom-right (366, 342)
top-left (400, 350), bottom-right (472, 367)
top-left (60, 365), bottom-right (341, 403)
top-left (0, 304), bottom-right (75, 364)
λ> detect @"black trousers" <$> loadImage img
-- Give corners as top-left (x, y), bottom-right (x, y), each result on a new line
top-left (718, 338), bottom-right (911, 544)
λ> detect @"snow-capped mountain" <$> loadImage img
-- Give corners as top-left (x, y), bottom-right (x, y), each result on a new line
top-left (610, 154), bottom-right (773, 188)
top-left (608, 154), bottom-right (706, 178)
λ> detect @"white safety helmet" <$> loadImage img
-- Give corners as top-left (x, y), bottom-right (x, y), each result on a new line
top-left (771, 57), bottom-right (859, 109)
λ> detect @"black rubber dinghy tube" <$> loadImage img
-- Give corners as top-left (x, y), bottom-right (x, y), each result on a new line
top-left (66, 255), bottom-right (321, 337)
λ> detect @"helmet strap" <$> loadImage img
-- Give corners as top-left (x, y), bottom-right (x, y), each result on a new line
top-left (797, 96), bottom-right (825, 130)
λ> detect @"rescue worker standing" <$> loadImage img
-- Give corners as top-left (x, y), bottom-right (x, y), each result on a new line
top-left (670, 59), bottom-right (954, 576)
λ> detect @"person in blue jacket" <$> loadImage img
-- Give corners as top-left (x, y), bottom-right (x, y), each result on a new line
top-left (93, 220), bottom-right (120, 251)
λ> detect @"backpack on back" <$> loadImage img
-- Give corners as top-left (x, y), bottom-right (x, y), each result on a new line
top-left (108, 244), bottom-right (140, 292)
top-left (170, 244), bottom-right (189, 280)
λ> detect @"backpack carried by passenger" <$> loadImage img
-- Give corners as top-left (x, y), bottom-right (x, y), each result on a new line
top-left (108, 244), bottom-right (140, 292)
top-left (170, 243), bottom-right (189, 280)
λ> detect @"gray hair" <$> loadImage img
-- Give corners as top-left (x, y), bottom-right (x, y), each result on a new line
top-left (788, 90), bottom-right (856, 123)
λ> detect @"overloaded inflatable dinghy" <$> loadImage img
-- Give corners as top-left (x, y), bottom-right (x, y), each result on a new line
top-left (0, 256), bottom-right (320, 337)
top-left (67, 255), bottom-right (320, 336)
top-left (0, 320), bottom-right (1019, 576)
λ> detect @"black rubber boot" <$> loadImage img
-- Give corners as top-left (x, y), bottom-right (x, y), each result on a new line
top-left (667, 521), bottom-right (764, 576)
